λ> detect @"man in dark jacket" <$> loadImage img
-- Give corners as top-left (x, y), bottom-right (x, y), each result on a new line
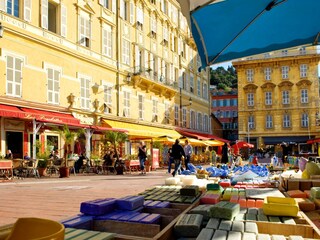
top-left (171, 139), bottom-right (186, 177)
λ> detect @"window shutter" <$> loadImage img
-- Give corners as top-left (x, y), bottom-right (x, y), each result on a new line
top-left (61, 5), bottom-right (67, 37)
top-left (41, 0), bottom-right (48, 29)
top-left (99, 0), bottom-right (104, 6)
top-left (135, 45), bottom-right (140, 72)
top-left (150, 53), bottom-right (154, 71)
top-left (161, 0), bottom-right (164, 12)
top-left (119, 0), bottom-right (125, 18)
top-left (112, 0), bottom-right (116, 13)
top-left (0, 0), bottom-right (5, 11)
top-left (158, 57), bottom-right (161, 80)
top-left (24, 0), bottom-right (31, 22)
top-left (137, 7), bottom-right (143, 24)
top-left (129, 2), bottom-right (134, 24)
top-left (144, 51), bottom-right (148, 70)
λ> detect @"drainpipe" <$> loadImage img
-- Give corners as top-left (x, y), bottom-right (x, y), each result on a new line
top-left (115, 0), bottom-right (120, 116)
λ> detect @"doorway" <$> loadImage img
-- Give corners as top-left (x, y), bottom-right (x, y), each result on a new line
top-left (6, 131), bottom-right (23, 158)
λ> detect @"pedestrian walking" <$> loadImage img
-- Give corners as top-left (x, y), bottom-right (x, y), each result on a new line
top-left (184, 140), bottom-right (193, 170)
top-left (171, 139), bottom-right (186, 177)
top-left (167, 147), bottom-right (174, 174)
top-left (138, 141), bottom-right (147, 175)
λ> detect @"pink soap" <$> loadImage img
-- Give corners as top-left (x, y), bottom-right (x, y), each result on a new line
top-left (256, 199), bottom-right (264, 208)
top-left (247, 199), bottom-right (256, 208)
top-left (240, 185), bottom-right (247, 189)
top-left (234, 185), bottom-right (241, 189)
top-left (230, 195), bottom-right (239, 203)
top-left (200, 193), bottom-right (220, 204)
top-left (239, 198), bottom-right (247, 208)
top-left (246, 185), bottom-right (253, 189)
top-left (219, 181), bottom-right (231, 188)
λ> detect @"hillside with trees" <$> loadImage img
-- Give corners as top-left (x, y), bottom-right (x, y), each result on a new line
top-left (210, 66), bottom-right (237, 90)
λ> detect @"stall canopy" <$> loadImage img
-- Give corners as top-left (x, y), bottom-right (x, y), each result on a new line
top-left (102, 119), bottom-right (181, 139)
top-left (176, 129), bottom-right (229, 143)
top-left (177, 0), bottom-right (320, 67)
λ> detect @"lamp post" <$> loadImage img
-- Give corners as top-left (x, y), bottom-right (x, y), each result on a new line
top-left (179, 87), bottom-right (192, 127)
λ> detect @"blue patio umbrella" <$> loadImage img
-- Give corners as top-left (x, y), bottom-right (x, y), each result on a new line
top-left (177, 0), bottom-right (320, 68)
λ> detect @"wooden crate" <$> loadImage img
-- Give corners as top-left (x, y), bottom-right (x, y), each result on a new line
top-left (93, 203), bottom-right (195, 240)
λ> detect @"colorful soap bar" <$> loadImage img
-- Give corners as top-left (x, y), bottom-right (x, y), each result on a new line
top-left (190, 204), bottom-right (212, 221)
top-left (295, 198), bottom-right (316, 212)
top-left (209, 201), bottom-right (240, 220)
top-left (80, 198), bottom-right (116, 216)
top-left (61, 215), bottom-right (93, 230)
top-left (206, 217), bottom-right (220, 229)
top-left (174, 214), bottom-right (203, 237)
top-left (196, 228), bottom-right (214, 240)
top-left (200, 193), bottom-right (220, 204)
top-left (180, 185), bottom-right (200, 196)
top-left (287, 190), bottom-right (307, 198)
top-left (116, 195), bottom-right (145, 210)
top-left (140, 213), bottom-right (161, 224)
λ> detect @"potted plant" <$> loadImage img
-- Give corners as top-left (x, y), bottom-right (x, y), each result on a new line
top-left (54, 125), bottom-right (78, 178)
top-left (103, 131), bottom-right (128, 175)
top-left (35, 140), bottom-right (51, 177)
top-left (145, 155), bottom-right (152, 172)
top-left (37, 158), bottom-right (48, 177)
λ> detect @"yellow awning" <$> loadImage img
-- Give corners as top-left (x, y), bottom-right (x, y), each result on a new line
top-left (203, 139), bottom-right (225, 146)
top-left (102, 119), bottom-right (181, 139)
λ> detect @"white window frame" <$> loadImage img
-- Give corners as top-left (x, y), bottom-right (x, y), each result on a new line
top-left (246, 69), bottom-right (253, 82)
top-left (182, 108), bottom-right (187, 127)
top-left (6, 54), bottom-right (23, 97)
top-left (152, 98), bottom-right (158, 120)
top-left (300, 64), bottom-right (308, 78)
top-left (123, 90), bottom-right (130, 117)
top-left (197, 78), bottom-right (201, 97)
top-left (46, 65), bottom-right (61, 105)
top-left (102, 24), bottom-right (112, 58)
top-left (283, 114), bottom-right (291, 128)
top-left (265, 91), bottom-right (272, 105)
top-left (79, 74), bottom-right (91, 110)
top-left (264, 67), bottom-right (271, 80)
top-left (301, 89), bottom-right (308, 104)
top-left (197, 112), bottom-right (202, 131)
top-left (79, 12), bottom-right (91, 47)
top-left (266, 115), bottom-right (273, 129)
top-left (282, 90), bottom-right (290, 104)
top-left (103, 85), bottom-right (112, 114)
top-left (281, 66), bottom-right (289, 79)
top-left (174, 105), bottom-right (179, 126)
top-left (247, 93), bottom-right (254, 106)
top-left (248, 116), bottom-right (255, 129)
top-left (138, 94), bottom-right (144, 120)
top-left (301, 113), bottom-right (309, 128)
top-left (122, 39), bottom-right (130, 65)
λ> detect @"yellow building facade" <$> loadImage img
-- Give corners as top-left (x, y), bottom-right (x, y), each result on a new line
top-left (0, 0), bottom-right (210, 158)
top-left (233, 47), bottom-right (320, 156)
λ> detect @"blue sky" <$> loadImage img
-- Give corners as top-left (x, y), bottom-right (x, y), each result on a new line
top-left (211, 61), bottom-right (232, 70)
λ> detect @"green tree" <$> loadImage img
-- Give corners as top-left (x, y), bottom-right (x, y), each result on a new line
top-left (104, 131), bottom-right (128, 161)
top-left (210, 66), bottom-right (237, 90)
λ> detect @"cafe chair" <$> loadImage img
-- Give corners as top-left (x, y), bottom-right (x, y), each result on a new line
top-left (67, 159), bottom-right (76, 176)
top-left (103, 159), bottom-right (116, 175)
top-left (25, 159), bottom-right (40, 178)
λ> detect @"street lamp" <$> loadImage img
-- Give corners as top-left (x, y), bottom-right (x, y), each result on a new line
top-left (179, 87), bottom-right (192, 127)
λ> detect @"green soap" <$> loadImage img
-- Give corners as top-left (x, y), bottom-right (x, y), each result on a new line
top-left (246, 213), bottom-right (257, 221)
top-left (311, 187), bottom-right (320, 199)
top-left (184, 196), bottom-right (197, 203)
top-left (207, 183), bottom-right (222, 191)
top-left (268, 216), bottom-right (281, 223)
top-left (180, 185), bottom-right (200, 196)
top-left (195, 228), bottom-right (214, 240)
top-left (206, 218), bottom-right (220, 229)
top-left (247, 208), bottom-right (258, 215)
top-left (257, 214), bottom-right (269, 222)
top-left (167, 195), bottom-right (179, 202)
top-left (209, 201), bottom-right (240, 220)
top-left (218, 220), bottom-right (232, 231)
top-left (281, 217), bottom-right (296, 224)
top-left (173, 196), bottom-right (187, 203)
top-left (190, 205), bottom-right (212, 221)
top-left (174, 214), bottom-right (203, 237)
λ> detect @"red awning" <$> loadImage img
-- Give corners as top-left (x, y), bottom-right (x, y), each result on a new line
top-left (307, 138), bottom-right (320, 144)
top-left (176, 129), bottom-right (229, 143)
top-left (0, 104), bottom-right (26, 118)
top-left (20, 108), bottom-right (81, 126)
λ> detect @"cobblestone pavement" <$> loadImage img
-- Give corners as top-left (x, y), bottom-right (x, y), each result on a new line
top-left (0, 169), bottom-right (171, 226)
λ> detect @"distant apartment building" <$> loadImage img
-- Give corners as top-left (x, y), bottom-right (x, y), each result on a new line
top-left (0, 0), bottom-right (211, 158)
top-left (233, 46), bottom-right (320, 156)
top-left (211, 87), bottom-right (238, 141)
